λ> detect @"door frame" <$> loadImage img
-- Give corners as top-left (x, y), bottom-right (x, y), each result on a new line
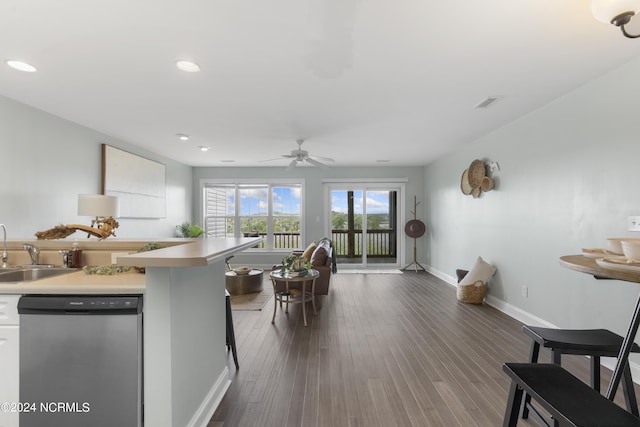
top-left (323, 179), bottom-right (406, 270)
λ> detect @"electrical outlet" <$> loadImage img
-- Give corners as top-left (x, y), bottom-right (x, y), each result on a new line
top-left (629, 216), bottom-right (640, 232)
top-left (521, 286), bottom-right (528, 298)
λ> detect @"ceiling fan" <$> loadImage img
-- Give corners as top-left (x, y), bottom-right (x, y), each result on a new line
top-left (263, 139), bottom-right (335, 170)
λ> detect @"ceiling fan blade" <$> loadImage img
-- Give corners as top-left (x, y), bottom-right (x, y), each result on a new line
top-left (286, 159), bottom-right (298, 171)
top-left (259, 157), bottom-right (285, 163)
top-left (305, 157), bottom-right (330, 169)
top-left (312, 155), bottom-right (335, 163)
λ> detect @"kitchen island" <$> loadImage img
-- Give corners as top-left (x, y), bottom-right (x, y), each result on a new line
top-left (117, 237), bottom-right (260, 427)
top-left (0, 237), bottom-right (260, 427)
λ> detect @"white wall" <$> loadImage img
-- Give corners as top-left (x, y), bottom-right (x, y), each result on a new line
top-left (424, 55), bottom-right (640, 352)
top-left (0, 95), bottom-right (193, 239)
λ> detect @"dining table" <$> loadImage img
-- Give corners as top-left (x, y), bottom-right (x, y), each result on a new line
top-left (559, 254), bottom-right (640, 402)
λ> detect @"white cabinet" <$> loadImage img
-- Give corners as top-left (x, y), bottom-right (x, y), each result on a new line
top-left (0, 295), bottom-right (20, 427)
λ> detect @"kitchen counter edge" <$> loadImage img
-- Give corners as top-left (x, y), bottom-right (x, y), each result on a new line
top-left (116, 237), bottom-right (262, 267)
top-left (0, 270), bottom-right (145, 295)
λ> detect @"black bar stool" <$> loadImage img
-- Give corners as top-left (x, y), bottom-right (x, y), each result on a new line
top-left (521, 325), bottom-right (640, 423)
top-left (225, 289), bottom-right (239, 369)
top-left (503, 363), bottom-right (640, 427)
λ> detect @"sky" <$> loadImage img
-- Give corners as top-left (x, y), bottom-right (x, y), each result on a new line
top-left (222, 186), bottom-right (392, 216)
top-left (227, 185), bottom-right (301, 215)
top-left (330, 190), bottom-right (391, 214)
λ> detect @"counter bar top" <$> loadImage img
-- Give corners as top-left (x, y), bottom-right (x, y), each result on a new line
top-left (0, 270), bottom-right (145, 294)
top-left (117, 237), bottom-right (262, 268)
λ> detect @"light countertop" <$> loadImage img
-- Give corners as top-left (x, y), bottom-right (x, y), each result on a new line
top-left (117, 237), bottom-right (262, 267)
top-left (0, 269), bottom-right (145, 295)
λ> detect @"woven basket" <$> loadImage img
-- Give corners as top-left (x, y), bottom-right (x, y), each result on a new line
top-left (457, 280), bottom-right (487, 304)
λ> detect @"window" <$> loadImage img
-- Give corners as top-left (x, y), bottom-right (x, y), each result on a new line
top-left (202, 180), bottom-right (304, 251)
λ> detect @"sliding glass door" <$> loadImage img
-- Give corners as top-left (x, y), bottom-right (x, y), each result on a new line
top-left (326, 182), bottom-right (404, 269)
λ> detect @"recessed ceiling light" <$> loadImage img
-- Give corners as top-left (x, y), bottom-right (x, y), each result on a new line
top-left (5, 60), bottom-right (37, 73)
top-left (176, 133), bottom-right (190, 141)
top-left (176, 60), bottom-right (200, 73)
top-left (376, 160), bottom-right (391, 163)
top-left (199, 146), bottom-right (209, 152)
top-left (220, 160), bottom-right (235, 163)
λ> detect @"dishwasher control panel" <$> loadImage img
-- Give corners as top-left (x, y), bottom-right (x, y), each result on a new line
top-left (18, 295), bottom-right (142, 315)
top-left (65, 297), bottom-right (140, 310)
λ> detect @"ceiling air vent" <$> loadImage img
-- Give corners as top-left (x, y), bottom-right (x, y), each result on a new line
top-left (475, 96), bottom-right (502, 109)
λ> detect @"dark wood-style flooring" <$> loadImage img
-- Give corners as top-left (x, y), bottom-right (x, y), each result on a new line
top-left (210, 271), bottom-right (636, 426)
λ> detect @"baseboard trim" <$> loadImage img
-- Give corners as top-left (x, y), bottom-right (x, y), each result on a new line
top-left (425, 266), bottom-right (457, 286)
top-left (483, 294), bottom-right (556, 328)
top-left (187, 367), bottom-right (231, 427)
top-left (426, 265), bottom-right (640, 385)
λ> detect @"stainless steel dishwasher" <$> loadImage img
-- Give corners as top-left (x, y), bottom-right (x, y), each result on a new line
top-left (18, 295), bottom-right (143, 427)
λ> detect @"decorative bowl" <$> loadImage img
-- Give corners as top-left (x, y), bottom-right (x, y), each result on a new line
top-left (621, 240), bottom-right (640, 261)
top-left (608, 238), bottom-right (640, 255)
top-left (233, 266), bottom-right (252, 275)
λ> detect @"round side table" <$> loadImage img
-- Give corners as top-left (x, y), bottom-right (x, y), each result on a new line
top-left (225, 269), bottom-right (264, 295)
top-left (269, 269), bottom-right (319, 326)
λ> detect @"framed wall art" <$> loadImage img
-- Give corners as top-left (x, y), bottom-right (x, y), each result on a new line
top-left (102, 144), bottom-right (166, 218)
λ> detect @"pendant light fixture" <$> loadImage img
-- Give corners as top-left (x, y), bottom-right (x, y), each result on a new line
top-left (592, 0), bottom-right (640, 38)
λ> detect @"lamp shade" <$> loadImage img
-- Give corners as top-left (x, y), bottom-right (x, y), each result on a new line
top-left (78, 194), bottom-right (119, 217)
top-left (592, 0), bottom-right (640, 23)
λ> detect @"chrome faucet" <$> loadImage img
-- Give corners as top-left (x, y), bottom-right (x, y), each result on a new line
top-left (0, 224), bottom-right (7, 268)
top-left (23, 243), bottom-right (40, 265)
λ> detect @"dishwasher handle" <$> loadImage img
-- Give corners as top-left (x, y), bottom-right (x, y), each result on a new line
top-left (18, 295), bottom-right (142, 315)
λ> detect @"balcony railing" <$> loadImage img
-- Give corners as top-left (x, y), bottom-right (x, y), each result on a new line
top-left (242, 232), bottom-right (300, 249)
top-left (242, 230), bottom-right (396, 258)
top-left (331, 230), bottom-right (397, 258)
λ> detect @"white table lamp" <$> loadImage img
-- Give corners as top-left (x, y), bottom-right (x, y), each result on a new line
top-left (78, 194), bottom-right (120, 230)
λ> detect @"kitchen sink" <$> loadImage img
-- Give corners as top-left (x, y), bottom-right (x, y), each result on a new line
top-left (14, 264), bottom-right (56, 268)
top-left (0, 267), bottom-right (78, 283)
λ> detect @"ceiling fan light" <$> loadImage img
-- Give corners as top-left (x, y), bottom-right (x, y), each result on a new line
top-left (286, 159), bottom-right (298, 171)
top-left (591, 0), bottom-right (640, 24)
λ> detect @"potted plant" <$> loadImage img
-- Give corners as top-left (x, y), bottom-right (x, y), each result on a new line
top-left (175, 222), bottom-right (205, 238)
top-left (281, 254), bottom-right (311, 273)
